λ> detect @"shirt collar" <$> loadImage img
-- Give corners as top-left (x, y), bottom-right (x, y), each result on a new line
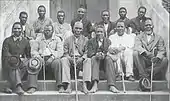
top-left (146, 32), bottom-right (154, 36)
top-left (41, 34), bottom-right (56, 41)
top-left (13, 35), bottom-right (22, 41)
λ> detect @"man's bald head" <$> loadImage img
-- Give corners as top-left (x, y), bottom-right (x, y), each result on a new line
top-left (73, 21), bottom-right (83, 38)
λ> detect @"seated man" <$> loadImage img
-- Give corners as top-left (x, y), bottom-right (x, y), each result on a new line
top-left (133, 18), bottom-right (168, 80)
top-left (31, 24), bottom-right (64, 92)
top-left (87, 25), bottom-right (119, 93)
top-left (109, 20), bottom-right (135, 81)
top-left (2, 22), bottom-right (39, 95)
top-left (53, 10), bottom-right (72, 41)
top-left (61, 21), bottom-right (91, 93)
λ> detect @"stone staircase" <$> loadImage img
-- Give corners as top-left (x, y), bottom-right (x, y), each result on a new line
top-left (0, 80), bottom-right (169, 101)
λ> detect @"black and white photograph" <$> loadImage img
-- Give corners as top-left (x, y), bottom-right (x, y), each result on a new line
top-left (0, 0), bottom-right (169, 101)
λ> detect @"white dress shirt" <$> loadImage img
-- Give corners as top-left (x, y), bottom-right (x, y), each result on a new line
top-left (104, 23), bottom-right (109, 36)
top-left (109, 32), bottom-right (135, 49)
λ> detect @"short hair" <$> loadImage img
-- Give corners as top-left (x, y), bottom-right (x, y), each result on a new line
top-left (138, 6), bottom-right (147, 12)
top-left (145, 17), bottom-right (152, 22)
top-left (57, 10), bottom-right (65, 16)
top-left (95, 24), bottom-right (106, 34)
top-left (37, 5), bottom-right (46, 12)
top-left (79, 4), bottom-right (87, 9)
top-left (119, 7), bottom-right (127, 12)
top-left (73, 21), bottom-right (83, 28)
top-left (12, 22), bottom-right (23, 32)
top-left (19, 11), bottom-right (28, 17)
top-left (44, 24), bottom-right (54, 32)
top-left (116, 20), bottom-right (125, 27)
top-left (101, 10), bottom-right (110, 16)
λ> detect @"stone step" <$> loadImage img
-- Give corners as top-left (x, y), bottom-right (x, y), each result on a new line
top-left (0, 91), bottom-right (169, 101)
top-left (0, 80), bottom-right (168, 91)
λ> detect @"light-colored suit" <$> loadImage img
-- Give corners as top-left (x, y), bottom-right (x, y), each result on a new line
top-left (109, 33), bottom-right (135, 77)
top-left (61, 35), bottom-right (91, 83)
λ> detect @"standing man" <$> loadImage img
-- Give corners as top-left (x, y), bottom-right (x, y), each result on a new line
top-left (87, 25), bottom-right (119, 93)
top-left (116, 7), bottom-right (130, 27)
top-left (19, 11), bottom-right (35, 40)
top-left (53, 10), bottom-right (72, 41)
top-left (31, 24), bottom-right (64, 92)
top-left (133, 18), bottom-right (168, 80)
top-left (71, 6), bottom-right (92, 39)
top-left (109, 20), bottom-right (135, 81)
top-left (33, 5), bottom-right (53, 39)
top-left (2, 22), bottom-right (39, 95)
top-left (97, 10), bottom-right (115, 38)
top-left (130, 6), bottom-right (148, 34)
top-left (61, 21), bottom-right (91, 93)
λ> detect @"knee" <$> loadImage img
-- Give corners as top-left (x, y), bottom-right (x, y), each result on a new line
top-left (84, 58), bottom-right (91, 62)
top-left (124, 49), bottom-right (133, 56)
top-left (51, 58), bottom-right (61, 69)
top-left (52, 58), bottom-right (60, 64)
top-left (105, 56), bottom-right (113, 63)
top-left (61, 57), bottom-right (68, 62)
top-left (162, 57), bottom-right (168, 65)
top-left (133, 51), bottom-right (140, 57)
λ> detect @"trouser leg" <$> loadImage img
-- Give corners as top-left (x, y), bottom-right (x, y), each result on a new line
top-left (91, 56), bottom-right (100, 82)
top-left (8, 67), bottom-right (27, 88)
top-left (133, 51), bottom-right (149, 78)
top-left (123, 48), bottom-right (134, 77)
top-left (105, 56), bottom-right (116, 86)
top-left (25, 59), bottom-right (38, 89)
top-left (61, 57), bottom-right (71, 84)
top-left (83, 58), bottom-right (91, 82)
top-left (51, 58), bottom-right (62, 87)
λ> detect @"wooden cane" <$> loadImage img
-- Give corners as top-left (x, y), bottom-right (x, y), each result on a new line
top-left (150, 47), bottom-right (156, 101)
top-left (119, 52), bottom-right (126, 93)
top-left (41, 55), bottom-right (46, 91)
top-left (73, 42), bottom-right (79, 101)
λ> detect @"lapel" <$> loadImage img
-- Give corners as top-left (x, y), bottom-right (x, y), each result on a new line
top-left (100, 21), bottom-right (111, 37)
top-left (93, 38), bottom-right (99, 51)
top-left (148, 33), bottom-right (159, 51)
top-left (72, 35), bottom-right (84, 55)
top-left (141, 33), bottom-right (149, 51)
top-left (141, 33), bottom-right (159, 51)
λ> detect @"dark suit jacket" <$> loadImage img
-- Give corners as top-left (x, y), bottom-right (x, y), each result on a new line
top-left (97, 21), bottom-right (115, 38)
top-left (130, 16), bottom-right (148, 34)
top-left (71, 17), bottom-right (92, 38)
top-left (87, 37), bottom-right (111, 58)
top-left (134, 32), bottom-right (166, 60)
top-left (1, 35), bottom-right (31, 79)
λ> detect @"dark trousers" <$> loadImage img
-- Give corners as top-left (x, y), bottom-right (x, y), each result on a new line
top-left (91, 55), bottom-right (117, 86)
top-left (133, 51), bottom-right (168, 79)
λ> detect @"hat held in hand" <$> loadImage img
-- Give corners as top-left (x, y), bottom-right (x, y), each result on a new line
top-left (8, 56), bottom-right (22, 69)
top-left (27, 57), bottom-right (42, 74)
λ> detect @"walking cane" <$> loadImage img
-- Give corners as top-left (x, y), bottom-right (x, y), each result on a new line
top-left (119, 52), bottom-right (126, 93)
top-left (73, 42), bottom-right (79, 101)
top-left (150, 47), bottom-right (156, 101)
top-left (41, 55), bottom-right (46, 91)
